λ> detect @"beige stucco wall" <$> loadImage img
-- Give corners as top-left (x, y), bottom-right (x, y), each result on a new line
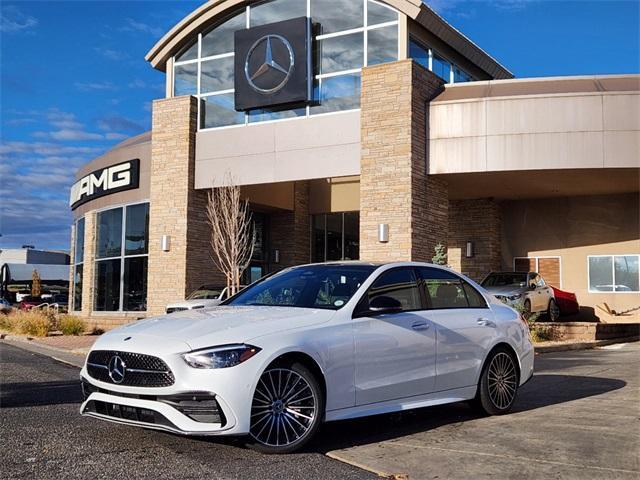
top-left (502, 193), bottom-right (640, 313)
top-left (429, 75), bottom-right (640, 175)
top-left (194, 111), bottom-right (361, 188)
top-left (72, 133), bottom-right (151, 219)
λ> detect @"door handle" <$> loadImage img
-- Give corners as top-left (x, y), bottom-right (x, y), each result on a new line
top-left (411, 321), bottom-right (430, 331)
top-left (477, 318), bottom-right (496, 328)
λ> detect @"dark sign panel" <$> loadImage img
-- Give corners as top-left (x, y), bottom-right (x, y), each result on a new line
top-left (69, 159), bottom-right (140, 210)
top-left (234, 17), bottom-right (311, 111)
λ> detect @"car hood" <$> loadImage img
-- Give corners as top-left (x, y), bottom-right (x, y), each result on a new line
top-left (483, 285), bottom-right (527, 296)
top-left (97, 306), bottom-right (336, 353)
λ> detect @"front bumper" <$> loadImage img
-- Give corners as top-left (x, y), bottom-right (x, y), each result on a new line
top-left (79, 348), bottom-right (262, 436)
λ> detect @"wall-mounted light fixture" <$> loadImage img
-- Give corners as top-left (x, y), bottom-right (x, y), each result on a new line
top-left (465, 240), bottom-right (474, 258)
top-left (378, 224), bottom-right (389, 243)
top-left (161, 235), bottom-right (171, 252)
top-left (273, 249), bottom-right (280, 264)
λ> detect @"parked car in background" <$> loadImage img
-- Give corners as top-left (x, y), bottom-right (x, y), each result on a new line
top-left (165, 284), bottom-right (246, 314)
top-left (481, 272), bottom-right (559, 321)
top-left (550, 286), bottom-right (579, 316)
top-left (19, 296), bottom-right (43, 311)
top-left (15, 291), bottom-right (31, 303)
top-left (52, 293), bottom-right (69, 312)
top-left (0, 297), bottom-right (12, 313)
top-left (81, 262), bottom-right (534, 454)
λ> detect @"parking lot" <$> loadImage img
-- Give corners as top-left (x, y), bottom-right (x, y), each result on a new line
top-left (1, 341), bottom-right (638, 480)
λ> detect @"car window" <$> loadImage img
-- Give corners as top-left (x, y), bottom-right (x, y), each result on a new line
top-left (418, 267), bottom-right (487, 309)
top-left (536, 275), bottom-right (546, 287)
top-left (227, 265), bottom-right (375, 310)
top-left (188, 288), bottom-right (223, 300)
top-left (481, 273), bottom-right (528, 287)
top-left (462, 282), bottom-right (488, 308)
top-left (362, 268), bottom-right (421, 312)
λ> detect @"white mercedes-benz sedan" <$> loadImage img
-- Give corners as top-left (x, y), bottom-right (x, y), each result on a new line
top-left (80, 262), bottom-right (534, 454)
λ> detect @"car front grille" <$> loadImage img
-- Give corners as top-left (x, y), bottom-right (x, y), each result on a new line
top-left (86, 350), bottom-right (175, 387)
top-left (166, 307), bottom-right (188, 314)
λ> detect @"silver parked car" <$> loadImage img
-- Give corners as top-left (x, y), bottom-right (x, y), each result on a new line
top-left (165, 284), bottom-right (246, 314)
top-left (481, 272), bottom-right (559, 321)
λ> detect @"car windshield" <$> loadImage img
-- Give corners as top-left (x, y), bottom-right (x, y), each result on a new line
top-left (482, 273), bottom-right (528, 288)
top-left (188, 287), bottom-right (223, 300)
top-left (225, 265), bottom-right (376, 310)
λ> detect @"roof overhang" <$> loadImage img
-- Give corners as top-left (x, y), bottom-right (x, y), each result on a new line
top-left (145, 0), bottom-right (511, 79)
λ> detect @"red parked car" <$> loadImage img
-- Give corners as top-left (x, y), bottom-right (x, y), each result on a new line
top-left (19, 296), bottom-right (44, 310)
top-left (550, 286), bottom-right (580, 316)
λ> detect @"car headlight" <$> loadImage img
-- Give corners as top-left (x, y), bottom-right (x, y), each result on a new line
top-left (506, 293), bottom-right (522, 301)
top-left (182, 344), bottom-right (261, 369)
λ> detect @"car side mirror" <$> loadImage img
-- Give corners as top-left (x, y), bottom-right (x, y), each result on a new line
top-left (369, 296), bottom-right (403, 315)
top-left (529, 283), bottom-right (537, 290)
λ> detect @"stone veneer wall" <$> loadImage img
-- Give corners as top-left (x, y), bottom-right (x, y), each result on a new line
top-left (146, 96), bottom-right (225, 317)
top-left (448, 199), bottom-right (502, 282)
top-left (359, 59), bottom-right (448, 262)
top-left (269, 181), bottom-right (310, 269)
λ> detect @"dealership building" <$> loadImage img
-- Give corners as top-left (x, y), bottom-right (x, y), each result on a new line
top-left (69, 0), bottom-right (640, 328)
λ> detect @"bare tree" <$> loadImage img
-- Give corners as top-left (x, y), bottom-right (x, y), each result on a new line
top-left (206, 175), bottom-right (255, 295)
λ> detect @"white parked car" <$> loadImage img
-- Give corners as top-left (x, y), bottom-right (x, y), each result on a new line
top-left (481, 272), bottom-right (558, 320)
top-left (81, 262), bottom-right (534, 454)
top-left (165, 284), bottom-right (245, 314)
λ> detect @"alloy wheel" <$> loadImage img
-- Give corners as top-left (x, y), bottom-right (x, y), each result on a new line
top-left (249, 368), bottom-right (318, 448)
top-left (487, 352), bottom-right (517, 410)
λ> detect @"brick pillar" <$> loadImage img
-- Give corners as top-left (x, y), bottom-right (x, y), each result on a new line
top-left (359, 59), bottom-right (448, 262)
top-left (147, 96), bottom-right (201, 315)
top-left (80, 211), bottom-right (96, 316)
top-left (269, 181), bottom-right (310, 269)
top-left (448, 199), bottom-right (502, 282)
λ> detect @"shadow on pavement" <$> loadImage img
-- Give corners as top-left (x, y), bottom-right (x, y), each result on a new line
top-left (0, 380), bottom-right (82, 408)
top-left (309, 373), bottom-right (626, 453)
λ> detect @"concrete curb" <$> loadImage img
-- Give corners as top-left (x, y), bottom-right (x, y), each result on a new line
top-left (534, 336), bottom-right (639, 354)
top-left (0, 334), bottom-right (86, 368)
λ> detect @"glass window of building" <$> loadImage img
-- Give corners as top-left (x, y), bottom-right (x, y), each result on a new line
top-left (432, 52), bottom-right (451, 82)
top-left (73, 217), bottom-right (84, 311)
top-left (409, 39), bottom-right (429, 69)
top-left (95, 203), bottom-right (150, 311)
top-left (589, 255), bottom-right (640, 292)
top-left (173, 0), bottom-right (400, 130)
top-left (312, 212), bottom-right (360, 262)
top-left (454, 66), bottom-right (472, 83)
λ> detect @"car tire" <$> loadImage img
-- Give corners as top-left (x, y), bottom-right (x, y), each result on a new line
top-left (475, 347), bottom-right (520, 416)
top-left (522, 299), bottom-right (532, 320)
top-left (246, 362), bottom-right (324, 454)
top-left (547, 299), bottom-right (560, 322)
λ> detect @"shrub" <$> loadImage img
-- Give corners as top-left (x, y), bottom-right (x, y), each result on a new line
top-left (58, 315), bottom-right (86, 336)
top-left (14, 310), bottom-right (54, 337)
top-left (0, 313), bottom-right (15, 332)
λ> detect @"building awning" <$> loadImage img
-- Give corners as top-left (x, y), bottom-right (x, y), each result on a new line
top-left (1, 263), bottom-right (69, 283)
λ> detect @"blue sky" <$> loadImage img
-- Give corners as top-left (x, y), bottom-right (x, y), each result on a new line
top-left (1, 0), bottom-right (638, 252)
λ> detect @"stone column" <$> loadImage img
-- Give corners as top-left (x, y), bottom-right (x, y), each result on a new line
top-left (359, 59), bottom-right (448, 262)
top-left (80, 211), bottom-right (96, 317)
top-left (448, 199), bottom-right (502, 282)
top-left (269, 181), bottom-right (310, 269)
top-left (146, 96), bottom-right (201, 316)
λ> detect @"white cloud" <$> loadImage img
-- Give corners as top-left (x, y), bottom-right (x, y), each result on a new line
top-left (94, 47), bottom-right (129, 61)
top-left (120, 17), bottom-right (163, 37)
top-left (0, 6), bottom-right (38, 34)
top-left (74, 81), bottom-right (118, 91)
top-left (49, 129), bottom-right (106, 141)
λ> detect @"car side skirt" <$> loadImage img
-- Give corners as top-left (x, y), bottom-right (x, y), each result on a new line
top-left (324, 385), bottom-right (477, 422)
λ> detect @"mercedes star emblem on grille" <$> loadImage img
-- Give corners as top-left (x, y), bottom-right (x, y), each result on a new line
top-left (244, 34), bottom-right (294, 94)
top-left (108, 355), bottom-right (126, 384)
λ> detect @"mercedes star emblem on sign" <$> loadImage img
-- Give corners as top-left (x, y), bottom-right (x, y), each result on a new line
top-left (245, 35), bottom-right (295, 94)
top-left (108, 355), bottom-right (126, 384)
top-left (235, 17), bottom-right (311, 111)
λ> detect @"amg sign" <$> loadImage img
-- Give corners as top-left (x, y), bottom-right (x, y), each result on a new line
top-left (69, 159), bottom-right (140, 210)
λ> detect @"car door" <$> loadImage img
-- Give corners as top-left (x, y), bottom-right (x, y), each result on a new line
top-left (535, 274), bottom-right (552, 311)
top-left (416, 267), bottom-right (496, 392)
top-left (352, 267), bottom-right (436, 405)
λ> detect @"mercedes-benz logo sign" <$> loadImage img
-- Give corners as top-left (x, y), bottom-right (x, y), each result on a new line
top-left (108, 355), bottom-right (126, 384)
top-left (245, 34), bottom-right (295, 94)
